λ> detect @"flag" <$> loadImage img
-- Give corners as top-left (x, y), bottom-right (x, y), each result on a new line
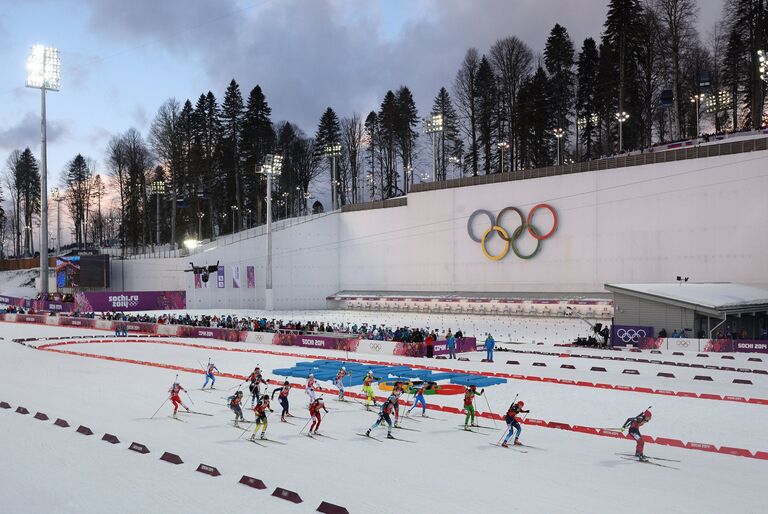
top-left (232, 265), bottom-right (241, 288)
top-left (246, 266), bottom-right (255, 288)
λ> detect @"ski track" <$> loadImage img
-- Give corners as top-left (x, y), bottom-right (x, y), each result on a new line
top-left (1, 322), bottom-right (767, 514)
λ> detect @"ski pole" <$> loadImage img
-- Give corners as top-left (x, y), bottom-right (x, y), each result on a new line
top-left (484, 393), bottom-right (497, 428)
top-left (184, 390), bottom-right (195, 406)
top-left (298, 413), bottom-right (313, 434)
top-left (150, 397), bottom-right (169, 419)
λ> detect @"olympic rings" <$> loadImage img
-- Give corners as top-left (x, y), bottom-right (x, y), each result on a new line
top-left (615, 328), bottom-right (647, 343)
top-left (467, 204), bottom-right (558, 261)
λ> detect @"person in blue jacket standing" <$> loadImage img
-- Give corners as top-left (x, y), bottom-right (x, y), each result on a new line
top-left (447, 331), bottom-right (456, 359)
top-left (485, 333), bottom-right (495, 362)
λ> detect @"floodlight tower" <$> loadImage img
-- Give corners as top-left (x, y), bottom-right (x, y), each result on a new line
top-left (324, 143), bottom-right (342, 210)
top-left (424, 113), bottom-right (444, 180)
top-left (26, 45), bottom-right (60, 295)
top-left (258, 154), bottom-right (283, 310)
top-left (615, 111), bottom-right (629, 152)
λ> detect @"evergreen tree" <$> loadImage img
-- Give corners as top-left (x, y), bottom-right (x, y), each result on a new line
top-left (636, 6), bottom-right (664, 147)
top-left (544, 23), bottom-right (576, 153)
top-left (603, 0), bottom-right (644, 151)
top-left (431, 87), bottom-right (462, 180)
top-left (363, 111), bottom-right (379, 200)
top-left (64, 154), bottom-right (92, 248)
top-left (14, 148), bottom-right (40, 256)
top-left (454, 48), bottom-right (481, 176)
top-left (518, 67), bottom-right (554, 168)
top-left (395, 86), bottom-right (419, 191)
top-left (475, 56), bottom-right (498, 174)
top-left (148, 98), bottom-right (182, 244)
top-left (242, 85), bottom-right (275, 225)
top-left (220, 79), bottom-right (244, 231)
top-left (315, 107), bottom-right (341, 206)
top-left (726, 0), bottom-right (768, 129)
top-left (378, 91), bottom-right (399, 198)
top-left (576, 38), bottom-right (601, 159)
top-left (723, 27), bottom-right (747, 129)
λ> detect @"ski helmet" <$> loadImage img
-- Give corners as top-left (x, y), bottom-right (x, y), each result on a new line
top-left (262, 394), bottom-right (269, 401)
top-left (341, 366), bottom-right (346, 371)
top-left (517, 401), bottom-right (524, 407)
top-left (470, 385), bottom-right (477, 390)
top-left (643, 410), bottom-right (652, 420)
top-left (368, 370), bottom-right (373, 375)
top-left (309, 373), bottom-right (314, 378)
top-left (283, 380), bottom-right (289, 385)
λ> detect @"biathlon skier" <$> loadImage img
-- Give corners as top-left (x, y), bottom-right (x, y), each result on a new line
top-left (247, 366), bottom-right (268, 406)
top-left (271, 380), bottom-right (292, 422)
top-left (250, 394), bottom-right (274, 441)
top-left (306, 373), bottom-right (318, 402)
top-left (365, 394), bottom-right (397, 439)
top-left (202, 362), bottom-right (220, 390)
top-left (308, 397), bottom-right (329, 435)
top-left (392, 382), bottom-right (404, 427)
top-left (362, 370), bottom-right (379, 408)
top-left (168, 381), bottom-right (190, 418)
top-left (502, 401), bottom-right (530, 447)
top-left (334, 366), bottom-right (348, 400)
top-left (622, 409), bottom-right (652, 460)
top-left (463, 385), bottom-right (484, 429)
top-left (407, 383), bottom-right (428, 417)
top-left (227, 390), bottom-right (245, 425)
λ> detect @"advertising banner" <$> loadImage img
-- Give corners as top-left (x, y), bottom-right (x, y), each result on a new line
top-left (432, 337), bottom-right (478, 356)
top-left (176, 325), bottom-right (248, 342)
top-left (232, 265), bottom-right (241, 289)
top-left (194, 273), bottom-right (202, 289)
top-left (610, 325), bottom-right (654, 347)
top-left (703, 339), bottom-right (768, 354)
top-left (273, 332), bottom-right (361, 352)
top-left (246, 266), bottom-right (255, 288)
top-left (217, 266), bottom-right (225, 289)
top-left (74, 291), bottom-right (186, 312)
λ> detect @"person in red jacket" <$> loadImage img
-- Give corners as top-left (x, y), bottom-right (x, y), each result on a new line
top-left (250, 395), bottom-right (274, 441)
top-left (622, 409), bottom-right (652, 460)
top-left (308, 397), bottom-right (329, 435)
top-left (168, 382), bottom-right (190, 417)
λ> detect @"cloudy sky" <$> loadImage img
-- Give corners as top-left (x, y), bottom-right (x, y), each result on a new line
top-left (0, 0), bottom-right (723, 202)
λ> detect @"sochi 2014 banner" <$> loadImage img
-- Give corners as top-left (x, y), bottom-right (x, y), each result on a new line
top-left (74, 291), bottom-right (186, 312)
top-left (232, 265), bottom-right (241, 289)
top-left (246, 266), bottom-right (255, 288)
top-left (610, 325), bottom-right (654, 347)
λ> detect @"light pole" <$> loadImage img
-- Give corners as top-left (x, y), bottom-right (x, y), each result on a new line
top-left (324, 143), bottom-right (342, 210)
top-left (282, 192), bottom-right (289, 219)
top-left (448, 155), bottom-right (461, 180)
top-left (759, 50), bottom-right (766, 83)
top-left (150, 180), bottom-right (165, 246)
top-left (24, 226), bottom-right (33, 257)
top-left (303, 191), bottom-right (312, 215)
top-left (230, 205), bottom-right (238, 233)
top-left (552, 128), bottom-right (564, 165)
top-left (51, 187), bottom-right (63, 255)
top-left (690, 94), bottom-right (705, 139)
top-left (615, 111), bottom-right (629, 153)
top-left (258, 153), bottom-right (283, 310)
top-left (424, 113), bottom-right (444, 181)
top-left (197, 212), bottom-right (205, 241)
top-left (26, 45), bottom-right (60, 295)
top-left (497, 141), bottom-right (509, 173)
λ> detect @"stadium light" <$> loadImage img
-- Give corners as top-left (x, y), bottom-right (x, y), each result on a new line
top-left (257, 154), bottom-right (283, 310)
top-left (324, 143), bottom-right (342, 210)
top-left (151, 180), bottom-right (165, 246)
top-left (497, 141), bottom-right (510, 173)
top-left (552, 128), bottom-right (565, 165)
top-left (51, 187), bottom-right (63, 255)
top-left (26, 45), bottom-right (60, 295)
top-left (424, 114), bottom-right (444, 181)
top-left (690, 94), bottom-right (705, 139)
top-left (758, 50), bottom-right (766, 83)
top-left (615, 112), bottom-right (629, 152)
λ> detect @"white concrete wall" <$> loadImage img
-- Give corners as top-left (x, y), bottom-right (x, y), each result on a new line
top-left (115, 149), bottom-right (768, 308)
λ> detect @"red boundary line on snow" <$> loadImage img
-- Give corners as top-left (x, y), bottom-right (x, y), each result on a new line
top-left (34, 338), bottom-right (768, 407)
top-left (32, 338), bottom-right (768, 461)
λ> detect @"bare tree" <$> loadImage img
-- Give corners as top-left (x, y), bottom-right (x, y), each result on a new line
top-left (341, 114), bottom-right (364, 204)
top-left (148, 98), bottom-right (181, 244)
top-left (656, 0), bottom-right (699, 139)
top-left (5, 150), bottom-right (22, 256)
top-left (106, 135), bottom-right (127, 249)
top-left (489, 37), bottom-right (533, 171)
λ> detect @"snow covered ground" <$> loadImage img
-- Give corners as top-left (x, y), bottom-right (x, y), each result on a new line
top-left (2, 321), bottom-right (767, 513)
top-left (0, 269), bottom-right (38, 297)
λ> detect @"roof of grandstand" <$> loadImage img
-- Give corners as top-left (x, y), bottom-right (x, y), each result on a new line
top-left (604, 283), bottom-right (768, 316)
